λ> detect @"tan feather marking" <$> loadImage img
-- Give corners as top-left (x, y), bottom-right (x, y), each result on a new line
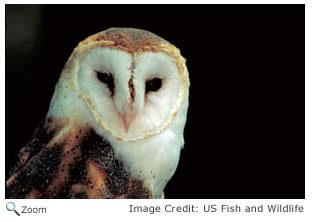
top-left (6, 174), bottom-right (16, 187)
top-left (25, 189), bottom-right (41, 199)
top-left (85, 161), bottom-right (108, 198)
top-left (82, 28), bottom-right (164, 53)
top-left (44, 121), bottom-right (89, 196)
top-left (70, 183), bottom-right (86, 195)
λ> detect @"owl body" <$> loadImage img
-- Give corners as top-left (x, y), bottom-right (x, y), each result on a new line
top-left (6, 28), bottom-right (189, 198)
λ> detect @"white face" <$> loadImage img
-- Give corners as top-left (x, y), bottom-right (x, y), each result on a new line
top-left (76, 47), bottom-right (181, 140)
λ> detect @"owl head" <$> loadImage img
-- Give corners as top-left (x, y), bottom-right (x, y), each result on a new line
top-left (48, 28), bottom-right (189, 142)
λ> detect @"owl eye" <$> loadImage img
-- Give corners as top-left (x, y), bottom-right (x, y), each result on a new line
top-left (145, 78), bottom-right (162, 93)
top-left (96, 71), bottom-right (114, 95)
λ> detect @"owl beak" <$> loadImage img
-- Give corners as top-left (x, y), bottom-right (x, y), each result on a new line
top-left (121, 114), bottom-right (131, 132)
top-left (120, 108), bottom-right (135, 132)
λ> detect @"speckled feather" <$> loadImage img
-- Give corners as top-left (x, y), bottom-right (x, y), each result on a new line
top-left (6, 118), bottom-right (151, 199)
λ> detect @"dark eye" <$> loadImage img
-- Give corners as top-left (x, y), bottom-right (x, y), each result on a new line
top-left (96, 71), bottom-right (114, 95)
top-left (145, 78), bottom-right (162, 93)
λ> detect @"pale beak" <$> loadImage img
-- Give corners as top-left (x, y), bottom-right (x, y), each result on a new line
top-left (119, 105), bottom-right (135, 132)
top-left (121, 113), bottom-right (132, 132)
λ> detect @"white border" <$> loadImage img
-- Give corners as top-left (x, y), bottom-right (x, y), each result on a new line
top-left (1, 1), bottom-right (312, 222)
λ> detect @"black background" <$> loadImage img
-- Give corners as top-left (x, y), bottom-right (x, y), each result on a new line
top-left (5, 5), bottom-right (305, 198)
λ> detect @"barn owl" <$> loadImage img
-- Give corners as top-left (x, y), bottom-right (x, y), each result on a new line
top-left (6, 28), bottom-right (190, 199)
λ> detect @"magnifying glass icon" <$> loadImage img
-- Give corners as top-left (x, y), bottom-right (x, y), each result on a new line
top-left (6, 202), bottom-right (20, 216)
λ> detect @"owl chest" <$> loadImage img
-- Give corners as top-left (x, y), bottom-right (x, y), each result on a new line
top-left (110, 128), bottom-right (182, 197)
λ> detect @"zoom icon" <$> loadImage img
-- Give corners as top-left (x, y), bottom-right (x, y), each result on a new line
top-left (6, 202), bottom-right (20, 216)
